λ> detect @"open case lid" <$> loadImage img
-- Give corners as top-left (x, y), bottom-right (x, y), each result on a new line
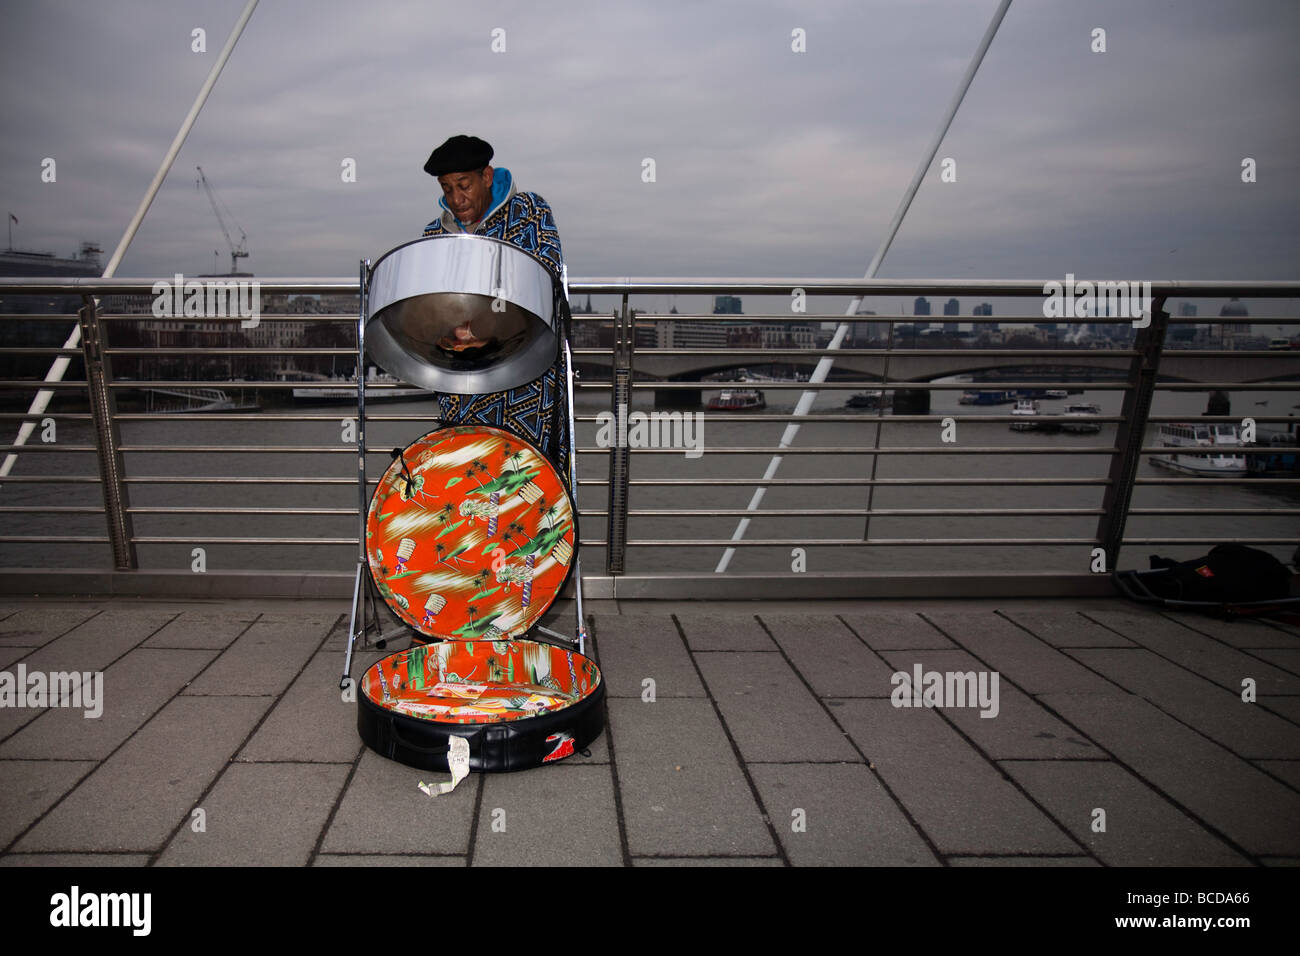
top-left (365, 233), bottom-right (560, 394)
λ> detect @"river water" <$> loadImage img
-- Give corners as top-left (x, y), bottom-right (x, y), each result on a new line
top-left (1, 383), bottom-right (1295, 577)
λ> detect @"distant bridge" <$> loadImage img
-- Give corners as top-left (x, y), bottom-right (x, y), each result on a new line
top-left (571, 349), bottom-right (1300, 408)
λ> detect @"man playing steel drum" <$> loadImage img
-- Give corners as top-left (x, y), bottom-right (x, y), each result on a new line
top-left (420, 134), bottom-right (571, 477)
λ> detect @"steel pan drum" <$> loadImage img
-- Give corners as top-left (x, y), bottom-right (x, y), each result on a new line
top-left (366, 424), bottom-right (577, 642)
top-left (366, 234), bottom-right (559, 394)
top-left (357, 638), bottom-right (605, 772)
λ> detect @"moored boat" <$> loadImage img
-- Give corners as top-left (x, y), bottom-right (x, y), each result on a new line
top-left (846, 389), bottom-right (892, 410)
top-left (1009, 398), bottom-right (1041, 431)
top-left (1151, 423), bottom-right (1247, 476)
top-left (708, 388), bottom-right (765, 411)
top-left (1061, 402), bottom-right (1102, 434)
top-left (959, 389), bottom-right (1015, 405)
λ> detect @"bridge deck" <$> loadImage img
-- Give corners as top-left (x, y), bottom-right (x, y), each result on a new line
top-left (1, 594), bottom-right (1296, 867)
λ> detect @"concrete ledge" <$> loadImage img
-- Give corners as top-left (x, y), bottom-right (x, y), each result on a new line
top-left (0, 569), bottom-right (355, 600)
top-left (0, 569), bottom-right (1118, 601)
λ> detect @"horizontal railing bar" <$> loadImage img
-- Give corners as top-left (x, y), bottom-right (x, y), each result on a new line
top-left (110, 537), bottom-right (362, 545)
top-left (1128, 508), bottom-right (1300, 515)
top-left (0, 381), bottom-right (89, 389)
top-left (103, 381), bottom-right (418, 391)
top-left (0, 536), bottom-right (110, 544)
top-left (613, 347), bottom-right (1141, 358)
top-left (0, 506), bottom-right (104, 514)
top-left (104, 348), bottom-right (357, 356)
top-left (619, 313), bottom-right (1287, 326)
top-left (615, 381), bottom-right (1300, 391)
top-left (108, 413), bottom-right (440, 422)
top-left (121, 476), bottom-right (359, 484)
top-left (618, 508), bottom-right (1108, 517)
top-left (609, 477), bottom-right (1110, 485)
top-left (1121, 537), bottom-right (1300, 545)
top-left (5, 276), bottom-right (1297, 296)
top-left (608, 538), bottom-right (1100, 546)
top-left (0, 445), bottom-right (97, 452)
top-left (0, 413), bottom-right (95, 420)
top-left (0, 476), bottom-right (102, 483)
top-left (569, 446), bottom-right (1119, 454)
top-left (122, 507), bottom-right (357, 515)
top-left (1134, 476), bottom-right (1300, 484)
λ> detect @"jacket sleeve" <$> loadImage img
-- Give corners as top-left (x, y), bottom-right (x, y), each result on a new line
top-left (526, 193), bottom-right (564, 276)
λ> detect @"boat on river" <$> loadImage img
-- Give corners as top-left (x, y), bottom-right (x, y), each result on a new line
top-left (1151, 423), bottom-right (1247, 476)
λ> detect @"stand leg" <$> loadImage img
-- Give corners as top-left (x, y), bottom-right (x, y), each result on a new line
top-left (562, 337), bottom-right (589, 655)
top-left (341, 559), bottom-right (364, 689)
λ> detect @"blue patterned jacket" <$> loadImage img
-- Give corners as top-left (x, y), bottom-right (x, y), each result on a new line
top-left (421, 167), bottom-right (563, 279)
top-left (420, 167), bottom-right (571, 476)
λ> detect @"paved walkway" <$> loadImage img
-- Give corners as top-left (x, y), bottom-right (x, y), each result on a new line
top-left (0, 595), bottom-right (1297, 866)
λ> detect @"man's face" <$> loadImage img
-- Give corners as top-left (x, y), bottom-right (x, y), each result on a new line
top-left (437, 166), bottom-right (494, 224)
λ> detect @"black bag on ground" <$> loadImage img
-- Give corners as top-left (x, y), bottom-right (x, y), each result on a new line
top-left (1143, 544), bottom-right (1292, 603)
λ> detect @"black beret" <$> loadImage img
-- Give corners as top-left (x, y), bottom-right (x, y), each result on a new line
top-left (423, 135), bottom-right (494, 177)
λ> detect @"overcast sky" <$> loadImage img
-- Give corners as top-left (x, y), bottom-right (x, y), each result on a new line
top-left (1, 0), bottom-right (1297, 317)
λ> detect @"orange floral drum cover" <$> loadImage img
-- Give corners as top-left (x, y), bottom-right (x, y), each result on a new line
top-left (366, 425), bottom-right (576, 641)
top-left (361, 640), bottom-right (601, 725)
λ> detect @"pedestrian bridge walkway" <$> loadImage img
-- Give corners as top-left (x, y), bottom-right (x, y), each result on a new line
top-left (1, 595), bottom-right (1296, 866)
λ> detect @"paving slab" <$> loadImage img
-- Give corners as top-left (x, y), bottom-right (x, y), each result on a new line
top-left (675, 612), bottom-right (775, 651)
top-left (240, 647), bottom-right (386, 763)
top-left (1259, 697), bottom-right (1300, 724)
top-left (1085, 610), bottom-right (1300, 697)
top-left (1150, 612), bottom-right (1300, 649)
top-left (13, 695), bottom-right (270, 853)
top-left (0, 759), bottom-right (95, 850)
top-left (760, 613), bottom-right (898, 697)
top-left (998, 609), bottom-right (1137, 648)
top-left (0, 853), bottom-right (151, 866)
top-left (0, 606), bottom-right (100, 647)
top-left (313, 854), bottom-right (466, 866)
top-left (588, 614), bottom-right (704, 698)
top-left (0, 645), bottom-right (34, 670)
top-left (471, 764), bottom-right (621, 866)
top-left (1001, 760), bottom-right (1251, 866)
top-left (1067, 648), bottom-right (1300, 759)
top-left (949, 856), bottom-right (1099, 867)
top-left (839, 610), bottom-right (955, 650)
top-left (632, 856), bottom-right (783, 866)
top-left (320, 749), bottom-right (479, 856)
top-left (832, 698), bottom-right (1079, 856)
top-left (1245, 648), bottom-right (1300, 674)
top-left (748, 762), bottom-right (938, 866)
top-left (16, 608), bottom-right (177, 673)
top-left (0, 648), bottom-right (216, 761)
top-left (695, 651), bottom-right (859, 762)
top-left (877, 649), bottom-right (1102, 760)
top-left (607, 698), bottom-right (774, 857)
top-left (1256, 760), bottom-right (1300, 791)
top-left (184, 616), bottom-right (332, 696)
top-left (1040, 691), bottom-right (1300, 857)
top-left (143, 608), bottom-right (260, 649)
top-left (921, 610), bottom-right (1121, 695)
top-left (157, 762), bottom-right (350, 866)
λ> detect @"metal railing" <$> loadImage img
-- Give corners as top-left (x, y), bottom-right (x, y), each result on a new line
top-left (0, 275), bottom-right (1296, 599)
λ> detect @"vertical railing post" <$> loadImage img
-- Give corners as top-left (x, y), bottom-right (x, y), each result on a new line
top-left (605, 293), bottom-right (632, 575)
top-left (1096, 296), bottom-right (1168, 568)
top-left (78, 294), bottom-right (137, 570)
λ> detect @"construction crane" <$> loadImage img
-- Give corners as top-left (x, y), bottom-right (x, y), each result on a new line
top-left (195, 165), bottom-right (250, 275)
